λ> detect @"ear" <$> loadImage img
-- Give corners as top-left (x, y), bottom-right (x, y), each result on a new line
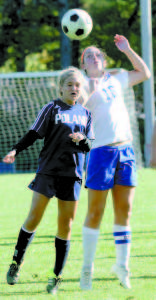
top-left (60, 87), bottom-right (63, 96)
top-left (81, 63), bottom-right (85, 71)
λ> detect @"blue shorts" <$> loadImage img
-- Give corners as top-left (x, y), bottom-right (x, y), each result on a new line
top-left (85, 144), bottom-right (137, 190)
top-left (28, 174), bottom-right (82, 201)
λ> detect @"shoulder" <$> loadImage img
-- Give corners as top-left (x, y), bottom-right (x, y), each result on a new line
top-left (39, 100), bottom-right (60, 116)
top-left (44, 99), bottom-right (63, 110)
top-left (50, 98), bottom-right (62, 107)
top-left (38, 102), bottom-right (54, 114)
top-left (112, 70), bottom-right (129, 88)
top-left (75, 103), bottom-right (91, 115)
top-left (99, 70), bottom-right (129, 90)
top-left (42, 100), bottom-right (55, 109)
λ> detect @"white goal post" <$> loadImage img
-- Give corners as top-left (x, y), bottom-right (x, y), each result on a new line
top-left (0, 69), bottom-right (143, 174)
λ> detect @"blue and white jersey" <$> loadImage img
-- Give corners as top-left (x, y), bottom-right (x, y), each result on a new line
top-left (31, 99), bottom-right (94, 179)
top-left (84, 71), bottom-right (133, 148)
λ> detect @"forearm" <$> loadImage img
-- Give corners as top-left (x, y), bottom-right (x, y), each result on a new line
top-left (124, 47), bottom-right (151, 78)
top-left (12, 130), bottom-right (41, 156)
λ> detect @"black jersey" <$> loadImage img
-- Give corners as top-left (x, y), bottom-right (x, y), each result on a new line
top-left (30, 99), bottom-right (94, 179)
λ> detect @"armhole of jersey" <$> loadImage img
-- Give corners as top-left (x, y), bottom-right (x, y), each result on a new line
top-left (114, 71), bottom-right (129, 89)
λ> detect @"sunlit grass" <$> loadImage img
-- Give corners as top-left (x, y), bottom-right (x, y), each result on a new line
top-left (0, 169), bottom-right (156, 299)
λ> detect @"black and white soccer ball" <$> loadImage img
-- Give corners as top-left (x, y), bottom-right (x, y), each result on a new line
top-left (61, 9), bottom-right (93, 40)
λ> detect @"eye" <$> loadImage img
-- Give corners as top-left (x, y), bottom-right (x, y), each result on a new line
top-left (86, 54), bottom-right (92, 59)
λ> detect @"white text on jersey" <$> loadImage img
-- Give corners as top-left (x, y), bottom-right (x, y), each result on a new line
top-left (55, 113), bottom-right (87, 126)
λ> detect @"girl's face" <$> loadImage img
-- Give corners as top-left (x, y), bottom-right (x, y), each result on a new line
top-left (61, 75), bottom-right (81, 105)
top-left (82, 47), bottom-right (106, 77)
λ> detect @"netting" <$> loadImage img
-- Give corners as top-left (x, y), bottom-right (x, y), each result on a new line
top-left (0, 69), bottom-right (143, 174)
top-left (124, 86), bottom-right (143, 168)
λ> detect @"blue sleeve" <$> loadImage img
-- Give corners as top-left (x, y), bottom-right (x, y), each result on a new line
top-left (30, 102), bottom-right (54, 137)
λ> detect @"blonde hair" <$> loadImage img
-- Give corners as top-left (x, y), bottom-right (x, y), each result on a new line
top-left (59, 66), bottom-right (84, 96)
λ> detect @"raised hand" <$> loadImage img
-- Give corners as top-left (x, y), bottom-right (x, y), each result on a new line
top-left (3, 150), bottom-right (16, 164)
top-left (114, 34), bottom-right (130, 53)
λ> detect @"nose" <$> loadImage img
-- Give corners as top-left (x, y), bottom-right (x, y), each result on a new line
top-left (71, 85), bottom-right (76, 90)
top-left (71, 85), bottom-right (78, 92)
top-left (92, 54), bottom-right (98, 62)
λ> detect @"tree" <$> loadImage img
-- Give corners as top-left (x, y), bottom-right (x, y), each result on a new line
top-left (0, 0), bottom-right (155, 77)
top-left (0, 0), bottom-right (61, 71)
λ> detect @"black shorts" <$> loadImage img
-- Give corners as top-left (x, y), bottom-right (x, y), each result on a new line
top-left (28, 174), bottom-right (82, 201)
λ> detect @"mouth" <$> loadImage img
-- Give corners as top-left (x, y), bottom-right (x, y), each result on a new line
top-left (94, 61), bottom-right (99, 65)
top-left (71, 92), bottom-right (77, 97)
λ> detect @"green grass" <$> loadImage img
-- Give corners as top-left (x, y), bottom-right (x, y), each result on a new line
top-left (0, 169), bottom-right (156, 299)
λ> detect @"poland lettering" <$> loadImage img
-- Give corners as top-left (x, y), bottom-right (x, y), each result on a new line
top-left (55, 113), bottom-right (87, 126)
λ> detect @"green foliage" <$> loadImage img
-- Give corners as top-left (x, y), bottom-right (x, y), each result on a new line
top-left (80, 0), bottom-right (141, 69)
top-left (0, 0), bottom-right (155, 158)
top-left (0, 0), bottom-right (60, 71)
top-left (0, 0), bottom-right (155, 74)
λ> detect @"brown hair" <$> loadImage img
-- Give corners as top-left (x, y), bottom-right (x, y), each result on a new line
top-left (80, 46), bottom-right (107, 70)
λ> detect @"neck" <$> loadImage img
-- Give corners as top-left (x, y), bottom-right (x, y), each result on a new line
top-left (61, 98), bottom-right (76, 106)
top-left (87, 70), bottom-right (104, 78)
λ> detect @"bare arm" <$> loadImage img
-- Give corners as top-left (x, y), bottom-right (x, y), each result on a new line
top-left (114, 34), bottom-right (151, 87)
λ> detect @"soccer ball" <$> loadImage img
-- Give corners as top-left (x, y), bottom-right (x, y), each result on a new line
top-left (61, 9), bottom-right (93, 40)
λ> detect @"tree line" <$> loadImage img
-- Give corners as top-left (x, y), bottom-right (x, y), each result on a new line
top-left (0, 0), bottom-right (155, 77)
top-left (0, 0), bottom-right (155, 160)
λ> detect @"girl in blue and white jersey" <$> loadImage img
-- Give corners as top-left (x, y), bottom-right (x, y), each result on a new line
top-left (79, 34), bottom-right (151, 290)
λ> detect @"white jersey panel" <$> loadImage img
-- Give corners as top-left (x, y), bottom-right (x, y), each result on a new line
top-left (84, 71), bottom-right (133, 148)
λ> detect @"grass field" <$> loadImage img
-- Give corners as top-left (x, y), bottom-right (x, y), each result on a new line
top-left (0, 168), bottom-right (156, 300)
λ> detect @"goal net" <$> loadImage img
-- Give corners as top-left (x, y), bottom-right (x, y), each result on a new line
top-left (0, 69), bottom-right (143, 174)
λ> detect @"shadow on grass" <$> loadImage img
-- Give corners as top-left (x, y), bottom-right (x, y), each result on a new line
top-left (0, 230), bottom-right (156, 247)
top-left (1, 232), bottom-right (156, 245)
top-left (0, 235), bottom-right (55, 246)
top-left (1, 278), bottom-right (80, 285)
top-left (0, 291), bottom-right (46, 296)
top-left (133, 275), bottom-right (156, 279)
top-left (0, 235), bottom-right (55, 240)
top-left (1, 274), bottom-right (156, 286)
top-left (95, 254), bottom-right (156, 259)
top-left (0, 288), bottom-right (75, 296)
top-left (1, 274), bottom-right (156, 296)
